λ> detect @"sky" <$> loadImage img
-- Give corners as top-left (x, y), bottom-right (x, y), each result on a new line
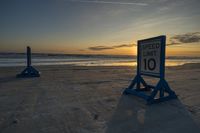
top-left (0, 0), bottom-right (200, 56)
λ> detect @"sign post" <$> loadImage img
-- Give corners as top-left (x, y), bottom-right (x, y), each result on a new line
top-left (123, 36), bottom-right (177, 104)
top-left (17, 46), bottom-right (40, 78)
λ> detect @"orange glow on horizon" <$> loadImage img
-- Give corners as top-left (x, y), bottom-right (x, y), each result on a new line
top-left (1, 42), bottom-right (199, 57)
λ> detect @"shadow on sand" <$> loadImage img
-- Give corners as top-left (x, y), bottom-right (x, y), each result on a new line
top-left (0, 76), bottom-right (25, 84)
top-left (106, 95), bottom-right (199, 133)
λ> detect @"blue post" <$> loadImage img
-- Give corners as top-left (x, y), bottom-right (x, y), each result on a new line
top-left (16, 46), bottom-right (40, 78)
top-left (27, 46), bottom-right (31, 67)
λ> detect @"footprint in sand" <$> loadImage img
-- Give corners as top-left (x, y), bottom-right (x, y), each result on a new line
top-left (137, 109), bottom-right (146, 124)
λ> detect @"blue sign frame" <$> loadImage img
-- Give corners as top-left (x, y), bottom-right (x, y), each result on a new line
top-left (138, 36), bottom-right (165, 78)
top-left (123, 36), bottom-right (177, 104)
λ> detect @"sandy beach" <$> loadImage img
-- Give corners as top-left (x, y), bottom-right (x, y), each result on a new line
top-left (0, 63), bottom-right (200, 133)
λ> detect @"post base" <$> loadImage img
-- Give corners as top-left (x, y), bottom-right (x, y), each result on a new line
top-left (123, 75), bottom-right (177, 104)
top-left (16, 66), bottom-right (40, 78)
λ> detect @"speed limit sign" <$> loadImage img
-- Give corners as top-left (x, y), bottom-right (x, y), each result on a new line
top-left (138, 36), bottom-right (165, 77)
top-left (123, 35), bottom-right (177, 104)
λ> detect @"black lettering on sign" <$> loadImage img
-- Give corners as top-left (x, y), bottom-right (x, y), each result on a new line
top-left (143, 58), bottom-right (156, 71)
top-left (148, 58), bottom-right (156, 70)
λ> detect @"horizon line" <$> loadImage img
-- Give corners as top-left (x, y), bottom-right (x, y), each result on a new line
top-left (0, 52), bottom-right (200, 58)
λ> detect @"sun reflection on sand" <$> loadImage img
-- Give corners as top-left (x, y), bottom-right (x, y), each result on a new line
top-left (84, 60), bottom-right (194, 67)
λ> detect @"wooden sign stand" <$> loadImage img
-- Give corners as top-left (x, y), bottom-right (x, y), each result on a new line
top-left (123, 36), bottom-right (177, 104)
top-left (16, 46), bottom-right (40, 78)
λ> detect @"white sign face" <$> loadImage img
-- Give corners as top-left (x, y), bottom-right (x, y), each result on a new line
top-left (139, 39), bottom-right (161, 76)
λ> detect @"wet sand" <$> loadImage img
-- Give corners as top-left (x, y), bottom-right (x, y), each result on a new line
top-left (0, 63), bottom-right (199, 133)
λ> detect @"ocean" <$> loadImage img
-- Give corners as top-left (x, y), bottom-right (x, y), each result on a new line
top-left (0, 53), bottom-right (200, 67)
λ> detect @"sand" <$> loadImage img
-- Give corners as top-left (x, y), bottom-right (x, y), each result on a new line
top-left (0, 63), bottom-right (199, 133)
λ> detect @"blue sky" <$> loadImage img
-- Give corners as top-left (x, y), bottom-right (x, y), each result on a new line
top-left (0, 0), bottom-right (200, 56)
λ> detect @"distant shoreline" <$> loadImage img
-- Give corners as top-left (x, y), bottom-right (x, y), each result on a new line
top-left (0, 52), bottom-right (200, 59)
top-left (0, 62), bottom-right (199, 69)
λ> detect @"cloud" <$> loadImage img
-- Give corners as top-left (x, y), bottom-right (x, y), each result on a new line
top-left (113, 44), bottom-right (136, 48)
top-left (68, 0), bottom-right (148, 6)
top-left (88, 43), bottom-right (136, 51)
top-left (166, 41), bottom-right (181, 46)
top-left (168, 32), bottom-right (200, 46)
top-left (89, 32), bottom-right (200, 51)
top-left (89, 46), bottom-right (113, 51)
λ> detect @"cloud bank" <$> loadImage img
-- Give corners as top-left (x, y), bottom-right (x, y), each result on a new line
top-left (89, 43), bottom-right (136, 51)
top-left (168, 32), bottom-right (200, 46)
top-left (89, 32), bottom-right (200, 51)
